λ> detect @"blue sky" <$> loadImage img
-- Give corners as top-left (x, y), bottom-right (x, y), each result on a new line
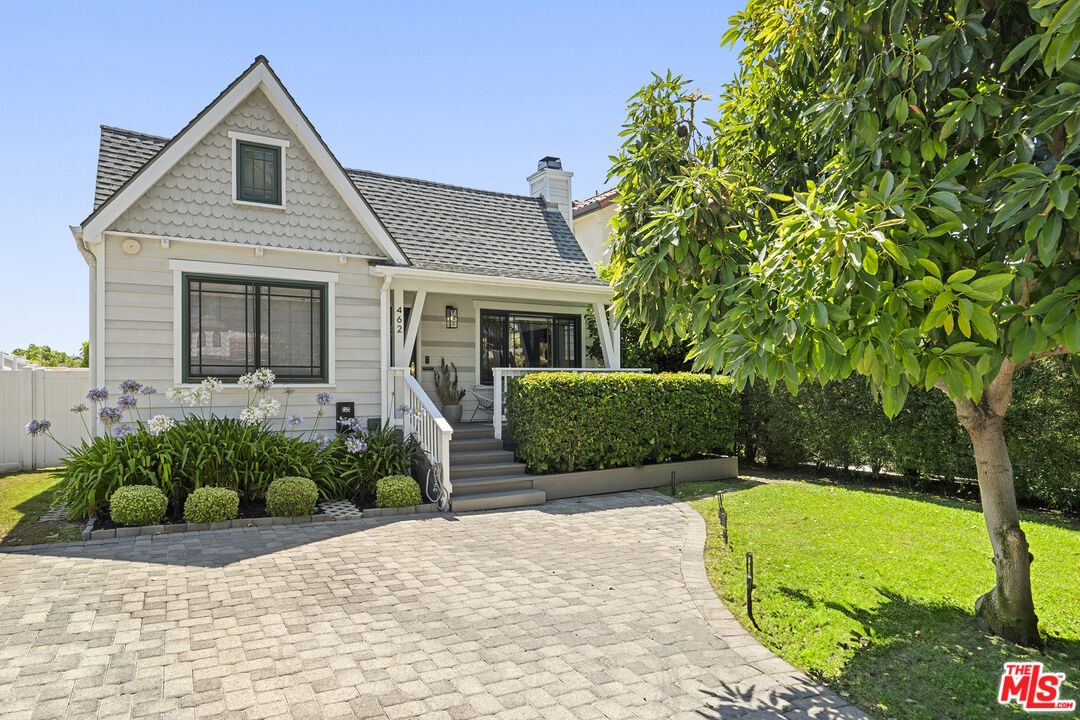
top-left (0, 1), bottom-right (742, 354)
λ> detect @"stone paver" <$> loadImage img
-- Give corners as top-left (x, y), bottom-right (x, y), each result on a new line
top-left (0, 490), bottom-right (871, 719)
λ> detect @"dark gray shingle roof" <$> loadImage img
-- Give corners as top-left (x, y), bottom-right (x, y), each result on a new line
top-left (91, 126), bottom-right (603, 285)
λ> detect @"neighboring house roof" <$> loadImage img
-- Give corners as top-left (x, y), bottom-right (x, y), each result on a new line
top-left (573, 187), bottom-right (619, 219)
top-left (92, 126), bottom-right (602, 285)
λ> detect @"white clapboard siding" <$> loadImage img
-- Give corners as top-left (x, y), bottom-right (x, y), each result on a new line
top-left (0, 368), bottom-right (90, 472)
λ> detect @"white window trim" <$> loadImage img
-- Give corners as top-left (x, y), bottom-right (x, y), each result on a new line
top-left (229, 130), bottom-right (290, 208)
top-left (169, 259), bottom-right (336, 386)
top-left (471, 300), bottom-right (588, 387)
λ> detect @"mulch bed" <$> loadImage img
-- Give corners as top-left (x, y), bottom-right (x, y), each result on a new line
top-left (93, 497), bottom-right (269, 532)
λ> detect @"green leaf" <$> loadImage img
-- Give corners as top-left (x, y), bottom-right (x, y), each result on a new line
top-left (1000, 34), bottom-right (1042, 73)
top-left (914, 54), bottom-right (932, 72)
top-left (968, 274), bottom-right (1015, 295)
top-left (931, 191), bottom-right (962, 212)
top-left (1062, 313), bottom-right (1080, 352)
top-left (970, 306), bottom-right (999, 342)
top-left (1038, 213), bottom-right (1062, 265)
top-left (948, 269), bottom-right (977, 285)
top-left (863, 247), bottom-right (879, 274)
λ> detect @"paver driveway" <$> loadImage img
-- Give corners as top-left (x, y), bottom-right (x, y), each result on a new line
top-left (0, 491), bottom-right (870, 720)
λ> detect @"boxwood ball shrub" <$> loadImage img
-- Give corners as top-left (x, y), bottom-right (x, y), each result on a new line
top-left (505, 372), bottom-right (737, 473)
top-left (376, 474), bottom-right (422, 508)
top-left (109, 485), bottom-right (168, 527)
top-left (183, 487), bottom-right (240, 524)
top-left (266, 476), bottom-right (318, 517)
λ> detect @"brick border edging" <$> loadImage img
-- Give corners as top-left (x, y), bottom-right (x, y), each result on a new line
top-left (642, 489), bottom-right (875, 719)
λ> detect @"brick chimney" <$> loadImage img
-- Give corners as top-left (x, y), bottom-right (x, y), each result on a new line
top-left (527, 156), bottom-right (573, 228)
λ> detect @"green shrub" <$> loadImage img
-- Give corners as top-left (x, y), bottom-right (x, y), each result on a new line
top-left (109, 485), bottom-right (168, 526)
top-left (376, 474), bottom-right (422, 508)
top-left (505, 372), bottom-right (738, 473)
top-left (183, 487), bottom-right (240, 524)
top-left (317, 422), bottom-right (420, 501)
top-left (265, 476), bottom-right (318, 517)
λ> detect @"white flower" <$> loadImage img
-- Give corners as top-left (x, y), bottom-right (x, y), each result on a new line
top-left (148, 415), bottom-right (176, 435)
top-left (239, 368), bottom-right (276, 390)
top-left (257, 397), bottom-right (281, 417)
top-left (200, 377), bottom-right (223, 394)
top-left (166, 386), bottom-right (186, 402)
top-left (239, 407), bottom-right (261, 426)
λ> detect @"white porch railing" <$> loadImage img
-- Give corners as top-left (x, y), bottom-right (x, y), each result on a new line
top-left (388, 366), bottom-right (454, 509)
top-left (491, 367), bottom-right (651, 439)
top-left (0, 352), bottom-right (35, 372)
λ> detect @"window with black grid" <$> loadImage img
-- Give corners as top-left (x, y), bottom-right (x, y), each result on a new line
top-left (184, 275), bottom-right (326, 382)
top-left (236, 140), bottom-right (281, 204)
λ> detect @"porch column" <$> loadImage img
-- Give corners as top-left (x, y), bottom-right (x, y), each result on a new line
top-left (392, 287), bottom-right (405, 366)
top-left (592, 302), bottom-right (620, 369)
top-left (402, 290), bottom-right (426, 366)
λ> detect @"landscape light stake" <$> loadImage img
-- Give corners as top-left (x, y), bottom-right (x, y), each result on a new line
top-left (716, 491), bottom-right (728, 546)
top-left (746, 552), bottom-right (761, 630)
top-left (670, 471), bottom-right (676, 495)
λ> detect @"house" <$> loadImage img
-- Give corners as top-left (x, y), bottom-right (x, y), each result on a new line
top-left (572, 188), bottom-right (619, 266)
top-left (72, 56), bottom-right (624, 509)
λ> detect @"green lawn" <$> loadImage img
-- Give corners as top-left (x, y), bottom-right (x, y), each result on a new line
top-left (0, 470), bottom-right (83, 546)
top-left (665, 473), bottom-right (1080, 720)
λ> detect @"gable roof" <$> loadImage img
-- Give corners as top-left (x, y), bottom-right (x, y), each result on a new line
top-left (80, 56), bottom-right (408, 265)
top-left (91, 126), bottom-right (603, 286)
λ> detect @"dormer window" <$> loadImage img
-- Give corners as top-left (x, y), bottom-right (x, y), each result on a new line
top-left (229, 131), bottom-right (289, 208)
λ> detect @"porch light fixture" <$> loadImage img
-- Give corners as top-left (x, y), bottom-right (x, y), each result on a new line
top-left (445, 305), bottom-right (458, 329)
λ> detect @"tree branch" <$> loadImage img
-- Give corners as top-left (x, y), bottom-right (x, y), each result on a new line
top-left (1017, 343), bottom-right (1074, 369)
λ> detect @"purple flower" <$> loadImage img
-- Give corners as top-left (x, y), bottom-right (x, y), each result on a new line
top-left (112, 423), bottom-right (135, 440)
top-left (286, 415), bottom-right (304, 428)
top-left (71, 403), bottom-right (88, 414)
top-left (311, 433), bottom-right (331, 451)
top-left (282, 388), bottom-right (295, 396)
top-left (25, 419), bottom-right (51, 437)
top-left (316, 391), bottom-right (333, 406)
top-left (87, 387), bottom-right (109, 404)
top-left (98, 407), bottom-right (122, 426)
top-left (345, 436), bottom-right (368, 454)
top-left (119, 379), bottom-right (142, 394)
top-left (140, 385), bottom-right (158, 395)
top-left (337, 416), bottom-right (359, 431)
top-left (116, 394), bottom-right (138, 410)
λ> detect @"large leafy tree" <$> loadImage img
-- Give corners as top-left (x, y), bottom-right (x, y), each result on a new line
top-left (609, 0), bottom-right (1080, 646)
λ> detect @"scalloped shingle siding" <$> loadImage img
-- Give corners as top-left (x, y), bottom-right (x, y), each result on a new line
top-left (108, 88), bottom-right (382, 257)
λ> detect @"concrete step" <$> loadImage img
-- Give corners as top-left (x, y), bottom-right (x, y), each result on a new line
top-left (451, 474), bottom-right (534, 497)
top-left (450, 437), bottom-right (504, 452)
top-left (451, 461), bottom-right (526, 480)
top-left (451, 425), bottom-right (496, 440)
top-left (450, 449), bottom-right (516, 465)
top-left (451, 488), bottom-right (546, 512)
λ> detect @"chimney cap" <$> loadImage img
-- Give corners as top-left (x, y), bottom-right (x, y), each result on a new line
top-left (537, 156), bottom-right (563, 171)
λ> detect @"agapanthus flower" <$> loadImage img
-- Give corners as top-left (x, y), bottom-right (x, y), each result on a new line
top-left (148, 415), bottom-right (176, 435)
top-left (181, 388), bottom-right (206, 407)
top-left (312, 433), bottom-right (331, 451)
top-left (112, 423), bottom-right (135, 440)
top-left (71, 403), bottom-right (88, 414)
top-left (166, 386), bottom-right (186, 402)
top-left (87, 387), bottom-right (109, 404)
top-left (239, 368), bottom-right (275, 390)
top-left (316, 391), bottom-right (333, 406)
top-left (345, 436), bottom-right (368, 454)
top-left (286, 414), bottom-right (304, 428)
top-left (257, 397), bottom-right (281, 417)
top-left (338, 416), bottom-right (360, 431)
top-left (200, 377), bottom-right (223, 394)
top-left (119, 379), bottom-right (142, 394)
top-left (282, 387), bottom-right (295, 396)
top-left (116, 394), bottom-right (138, 410)
top-left (239, 407), bottom-right (261, 426)
top-left (140, 385), bottom-right (158, 395)
top-left (98, 407), bottom-right (122, 425)
top-left (25, 419), bottom-right (52, 437)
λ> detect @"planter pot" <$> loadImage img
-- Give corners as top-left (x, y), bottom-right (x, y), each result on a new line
top-left (442, 403), bottom-right (463, 423)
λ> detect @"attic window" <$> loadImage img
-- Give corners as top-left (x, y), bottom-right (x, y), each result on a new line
top-left (228, 131), bottom-right (289, 207)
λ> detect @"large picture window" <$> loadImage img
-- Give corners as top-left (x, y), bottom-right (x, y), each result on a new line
top-left (479, 310), bottom-right (580, 384)
top-left (184, 275), bottom-right (326, 382)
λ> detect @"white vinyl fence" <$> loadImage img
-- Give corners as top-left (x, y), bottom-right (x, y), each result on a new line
top-left (0, 366), bottom-right (90, 472)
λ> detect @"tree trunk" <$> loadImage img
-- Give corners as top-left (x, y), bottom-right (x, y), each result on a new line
top-left (952, 366), bottom-right (1040, 646)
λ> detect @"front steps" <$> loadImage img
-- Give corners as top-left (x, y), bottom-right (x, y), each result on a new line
top-left (448, 425), bottom-right (545, 512)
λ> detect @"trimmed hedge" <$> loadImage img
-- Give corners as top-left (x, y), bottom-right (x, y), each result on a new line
top-left (737, 360), bottom-right (1079, 513)
top-left (376, 475), bottom-right (422, 508)
top-left (266, 476), bottom-right (318, 517)
top-left (109, 485), bottom-right (168, 527)
top-left (505, 372), bottom-right (737, 473)
top-left (183, 487), bottom-right (240, 524)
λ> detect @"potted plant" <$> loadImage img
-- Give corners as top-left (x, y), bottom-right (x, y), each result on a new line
top-left (433, 358), bottom-right (466, 423)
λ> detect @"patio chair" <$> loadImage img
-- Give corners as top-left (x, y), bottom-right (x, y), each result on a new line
top-left (467, 385), bottom-right (495, 423)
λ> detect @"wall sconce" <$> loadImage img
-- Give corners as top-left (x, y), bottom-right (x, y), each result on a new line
top-left (445, 305), bottom-right (458, 329)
